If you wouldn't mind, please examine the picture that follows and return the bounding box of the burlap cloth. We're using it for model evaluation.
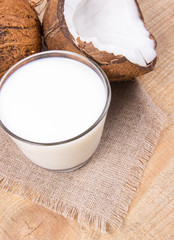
[0,0,171,233]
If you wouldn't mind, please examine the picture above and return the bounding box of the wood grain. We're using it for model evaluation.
[0,0,174,239]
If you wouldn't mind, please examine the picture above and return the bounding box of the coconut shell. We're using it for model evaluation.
[27,0,49,22]
[0,0,42,79]
[43,0,157,81]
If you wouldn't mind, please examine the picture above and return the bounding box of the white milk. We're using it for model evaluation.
[0,51,111,171]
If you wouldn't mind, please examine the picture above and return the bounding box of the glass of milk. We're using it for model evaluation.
[0,51,111,171]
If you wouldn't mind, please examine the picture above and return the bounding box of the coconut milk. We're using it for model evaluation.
[0,51,111,171]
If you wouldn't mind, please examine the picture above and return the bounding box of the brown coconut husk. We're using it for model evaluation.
[43,0,157,81]
[0,0,42,79]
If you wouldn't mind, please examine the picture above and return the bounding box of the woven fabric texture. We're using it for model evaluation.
[0,0,171,232]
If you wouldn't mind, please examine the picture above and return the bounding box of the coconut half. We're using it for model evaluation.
[43,0,157,81]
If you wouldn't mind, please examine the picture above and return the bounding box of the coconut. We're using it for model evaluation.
[0,0,42,79]
[43,0,157,81]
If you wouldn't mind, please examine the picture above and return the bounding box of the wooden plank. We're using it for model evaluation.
[0,68,173,240]
[0,0,174,239]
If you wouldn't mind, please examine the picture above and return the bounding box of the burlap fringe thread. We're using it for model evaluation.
[0,0,167,234]
[0,113,165,233]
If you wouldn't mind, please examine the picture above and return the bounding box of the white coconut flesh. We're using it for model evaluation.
[64,0,156,67]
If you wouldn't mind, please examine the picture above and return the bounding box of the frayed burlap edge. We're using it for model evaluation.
[0,108,166,233]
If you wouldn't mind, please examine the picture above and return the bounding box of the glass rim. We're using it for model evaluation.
[0,50,111,146]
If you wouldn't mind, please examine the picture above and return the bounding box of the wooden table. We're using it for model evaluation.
[0,0,174,239]
[1,76,174,240]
